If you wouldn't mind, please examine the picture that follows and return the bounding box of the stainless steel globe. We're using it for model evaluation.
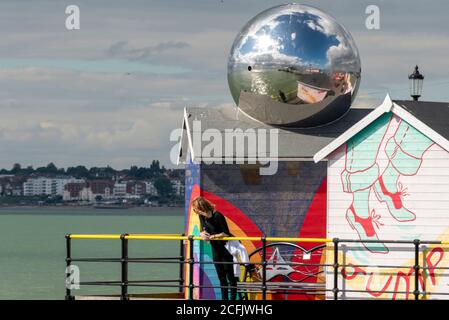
[227,4,361,127]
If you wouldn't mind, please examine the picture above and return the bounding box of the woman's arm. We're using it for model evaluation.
[198,215,210,240]
[210,232,228,240]
[200,231,211,240]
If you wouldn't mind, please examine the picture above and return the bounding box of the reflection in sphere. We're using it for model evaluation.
[227,4,361,127]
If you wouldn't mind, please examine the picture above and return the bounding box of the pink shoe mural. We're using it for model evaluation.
[373,174,415,222]
[345,204,388,254]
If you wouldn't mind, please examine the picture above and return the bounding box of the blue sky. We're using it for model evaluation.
[0,0,448,169]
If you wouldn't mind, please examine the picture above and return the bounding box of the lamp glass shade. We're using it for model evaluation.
[409,77,423,98]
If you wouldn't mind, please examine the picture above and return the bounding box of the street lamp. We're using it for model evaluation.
[408,65,424,101]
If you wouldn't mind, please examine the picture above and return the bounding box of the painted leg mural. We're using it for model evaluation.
[342,115,434,253]
[341,115,391,253]
[373,120,434,222]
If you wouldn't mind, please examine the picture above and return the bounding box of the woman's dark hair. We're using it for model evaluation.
[191,196,215,215]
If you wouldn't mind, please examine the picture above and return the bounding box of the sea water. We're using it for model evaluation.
[0,207,184,299]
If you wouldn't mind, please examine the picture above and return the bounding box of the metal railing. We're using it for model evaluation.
[65,233,187,300]
[65,234,449,300]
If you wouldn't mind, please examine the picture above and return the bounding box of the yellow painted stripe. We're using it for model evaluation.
[130,234,180,236]
[212,237,331,242]
[266,237,332,243]
[125,235,188,241]
[219,237,262,241]
[68,234,332,242]
[69,234,122,239]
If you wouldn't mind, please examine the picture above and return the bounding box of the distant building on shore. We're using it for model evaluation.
[62,181,87,201]
[62,179,167,202]
[171,179,184,196]
[23,177,83,196]
[0,175,25,196]
[144,181,158,196]
[113,182,127,198]
[83,180,115,202]
[1,171,184,204]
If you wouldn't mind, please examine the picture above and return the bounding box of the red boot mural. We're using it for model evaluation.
[341,114,433,253]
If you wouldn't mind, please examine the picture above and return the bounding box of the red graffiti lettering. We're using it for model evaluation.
[366,272,393,297]
[426,247,444,286]
[341,264,366,280]
[341,247,444,298]
[392,269,425,300]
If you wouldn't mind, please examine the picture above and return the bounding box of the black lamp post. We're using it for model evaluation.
[408,65,424,101]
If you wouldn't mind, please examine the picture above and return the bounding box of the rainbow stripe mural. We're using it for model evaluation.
[184,161,328,300]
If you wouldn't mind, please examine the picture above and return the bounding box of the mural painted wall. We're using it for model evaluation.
[184,161,201,299]
[326,112,449,299]
[185,161,328,300]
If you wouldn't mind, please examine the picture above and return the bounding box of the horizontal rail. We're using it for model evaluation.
[68,233,181,239]
[66,233,449,244]
[69,257,183,263]
[65,233,449,301]
[69,234,122,239]
[127,235,190,240]
[67,233,333,242]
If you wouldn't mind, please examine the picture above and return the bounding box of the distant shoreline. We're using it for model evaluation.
[0,205,184,216]
[0,204,183,209]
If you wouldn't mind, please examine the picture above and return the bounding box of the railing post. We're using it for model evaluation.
[333,238,339,300]
[65,234,74,300]
[179,233,185,294]
[121,234,129,300]
[261,235,267,301]
[414,239,420,300]
[188,235,194,300]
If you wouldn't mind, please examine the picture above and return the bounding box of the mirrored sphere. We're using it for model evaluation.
[227,4,361,127]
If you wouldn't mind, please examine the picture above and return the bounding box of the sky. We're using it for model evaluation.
[0,0,448,170]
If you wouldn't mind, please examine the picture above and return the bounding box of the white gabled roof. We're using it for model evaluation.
[313,94,449,163]
[177,108,194,165]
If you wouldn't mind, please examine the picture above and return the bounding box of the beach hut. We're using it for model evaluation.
[314,94,449,299]
[177,105,370,299]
